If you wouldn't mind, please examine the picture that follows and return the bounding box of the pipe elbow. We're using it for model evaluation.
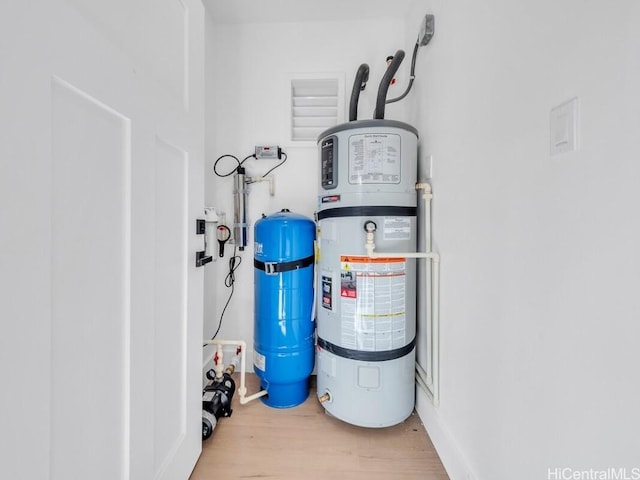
[415,182,432,194]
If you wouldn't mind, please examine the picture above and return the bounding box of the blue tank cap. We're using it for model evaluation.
[254,210,315,263]
[259,208,309,221]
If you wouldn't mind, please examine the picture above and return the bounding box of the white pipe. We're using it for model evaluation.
[225,351,241,375]
[431,258,440,406]
[203,339,268,405]
[415,359,432,387]
[420,184,433,386]
[311,244,317,324]
[213,344,225,379]
[361,182,441,406]
[247,176,275,196]
[204,207,219,259]
[420,184,440,406]
[364,248,440,260]
[415,369,430,395]
[239,389,269,404]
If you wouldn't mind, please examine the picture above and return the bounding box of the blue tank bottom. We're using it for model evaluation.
[258,379,309,408]
[254,345,314,409]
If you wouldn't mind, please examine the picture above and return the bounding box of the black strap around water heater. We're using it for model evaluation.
[317,337,416,362]
[254,254,315,275]
[316,205,417,221]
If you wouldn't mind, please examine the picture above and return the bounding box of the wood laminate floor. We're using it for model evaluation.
[190,374,449,480]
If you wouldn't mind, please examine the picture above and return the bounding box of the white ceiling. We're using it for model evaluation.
[204,0,416,24]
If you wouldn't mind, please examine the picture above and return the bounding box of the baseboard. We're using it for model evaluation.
[416,387,478,480]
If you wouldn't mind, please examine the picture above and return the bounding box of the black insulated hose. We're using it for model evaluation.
[386,42,419,104]
[374,49,405,119]
[349,63,370,122]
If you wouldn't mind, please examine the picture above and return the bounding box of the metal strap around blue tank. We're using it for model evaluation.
[316,205,416,221]
[317,337,415,362]
[254,254,314,275]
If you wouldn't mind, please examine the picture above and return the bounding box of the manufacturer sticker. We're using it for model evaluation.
[321,275,333,310]
[202,391,215,402]
[348,133,401,184]
[321,194,341,203]
[383,217,411,241]
[340,270,357,299]
[254,351,266,371]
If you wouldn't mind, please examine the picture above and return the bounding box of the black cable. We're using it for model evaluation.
[206,243,242,344]
[261,151,287,177]
[214,151,288,178]
[213,153,254,177]
[205,148,286,345]
[224,244,241,288]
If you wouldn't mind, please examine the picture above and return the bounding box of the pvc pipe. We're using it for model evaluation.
[415,360,432,387]
[361,182,440,406]
[310,240,319,325]
[204,207,219,259]
[419,183,440,406]
[203,339,268,405]
[431,258,440,406]
[247,176,275,196]
[239,389,268,405]
[225,349,242,375]
[213,344,225,379]
[415,369,430,394]
[364,247,439,260]
[415,370,438,407]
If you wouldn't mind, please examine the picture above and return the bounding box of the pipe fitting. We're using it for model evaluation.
[318,392,331,404]
[214,345,225,379]
[203,339,268,405]
[363,220,377,233]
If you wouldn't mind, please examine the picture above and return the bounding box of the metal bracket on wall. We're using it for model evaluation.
[195,219,212,267]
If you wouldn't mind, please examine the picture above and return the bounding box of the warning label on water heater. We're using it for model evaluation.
[339,256,406,352]
[348,133,401,184]
[321,274,333,310]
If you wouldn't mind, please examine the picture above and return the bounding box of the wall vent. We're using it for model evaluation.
[290,76,344,142]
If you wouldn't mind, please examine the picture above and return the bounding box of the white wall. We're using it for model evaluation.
[204,17,410,361]
[206,2,640,478]
[407,0,640,478]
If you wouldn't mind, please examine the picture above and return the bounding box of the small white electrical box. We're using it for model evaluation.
[255,145,281,160]
[550,97,579,156]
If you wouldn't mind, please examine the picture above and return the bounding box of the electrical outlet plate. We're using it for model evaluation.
[550,97,579,156]
[419,14,435,46]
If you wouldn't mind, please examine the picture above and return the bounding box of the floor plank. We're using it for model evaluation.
[190,374,449,480]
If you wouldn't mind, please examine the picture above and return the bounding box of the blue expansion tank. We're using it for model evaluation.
[253,209,316,408]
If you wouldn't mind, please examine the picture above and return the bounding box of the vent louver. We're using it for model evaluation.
[291,78,340,142]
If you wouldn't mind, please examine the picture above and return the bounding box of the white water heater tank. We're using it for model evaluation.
[316,119,418,428]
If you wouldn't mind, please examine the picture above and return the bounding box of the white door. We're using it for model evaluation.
[0,1,205,479]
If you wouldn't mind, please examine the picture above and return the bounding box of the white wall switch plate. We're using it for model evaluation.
[550,97,579,156]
